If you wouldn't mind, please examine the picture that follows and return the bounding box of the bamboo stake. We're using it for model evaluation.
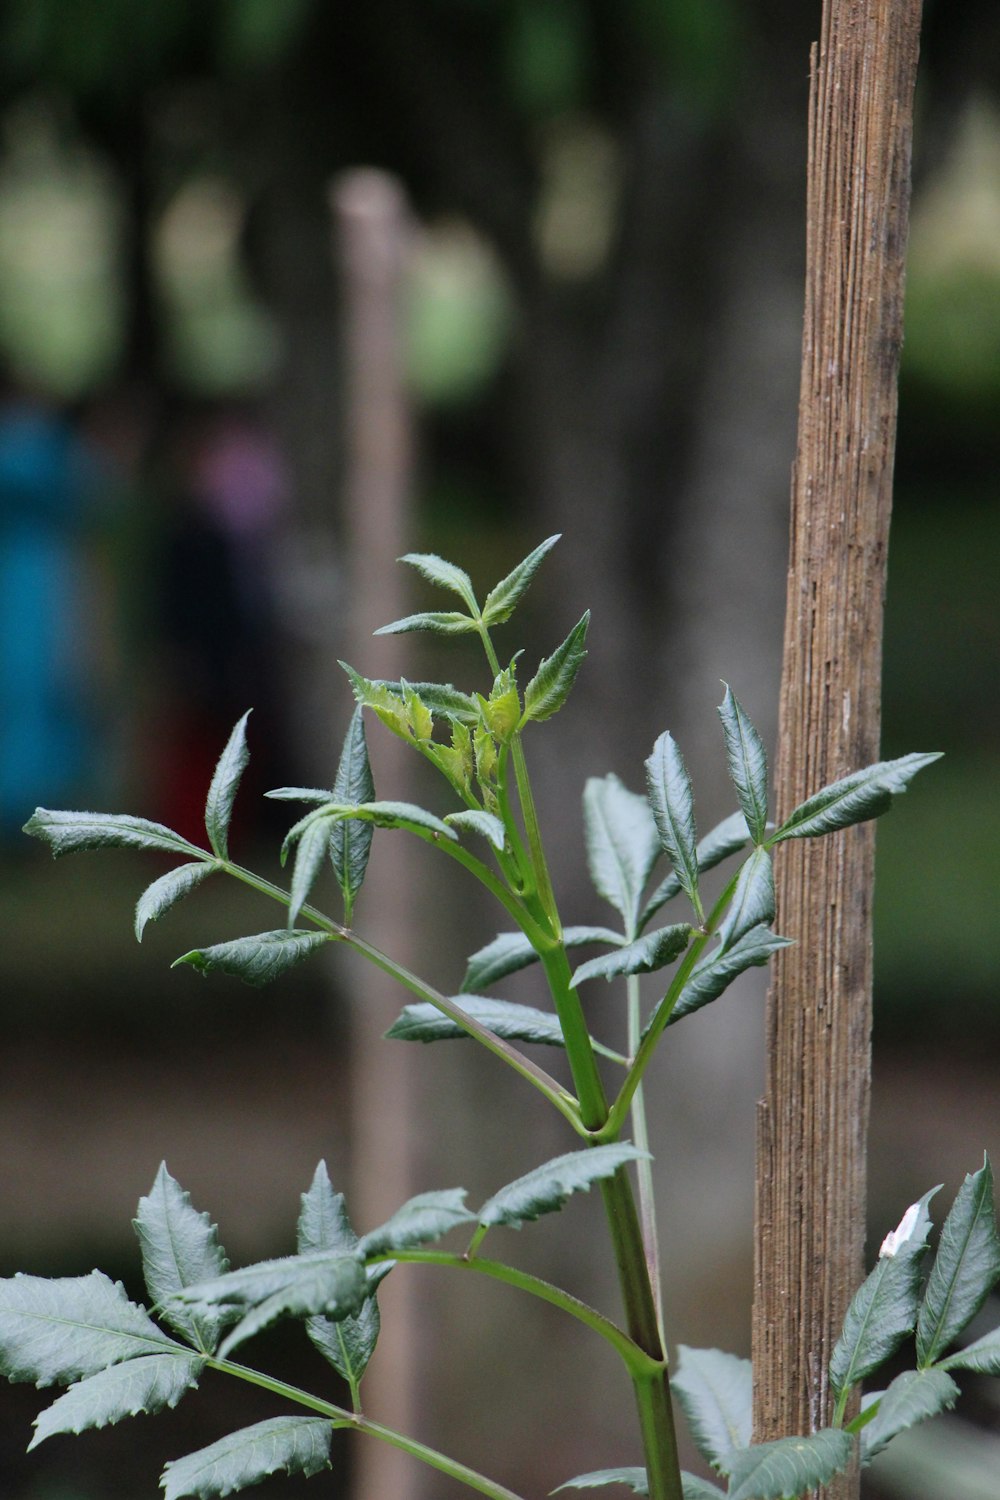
[751,5,922,1497]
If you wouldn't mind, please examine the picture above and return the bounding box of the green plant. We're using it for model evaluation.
[4,536,997,1500]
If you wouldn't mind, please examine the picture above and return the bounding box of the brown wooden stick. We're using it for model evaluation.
[751,4,922,1495]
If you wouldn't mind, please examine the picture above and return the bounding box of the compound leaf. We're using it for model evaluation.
[860,1368,959,1465]
[478,1144,648,1231]
[161,1415,332,1500]
[718,687,768,845]
[136,863,218,941]
[522,612,589,723]
[571,925,691,987]
[0,1271,177,1387]
[23,809,204,861]
[204,712,251,861]
[916,1156,1000,1366]
[673,1346,752,1470]
[644,733,701,919]
[173,930,330,988]
[770,752,942,844]
[134,1165,230,1353]
[583,775,661,935]
[297,1164,380,1388]
[481,535,560,626]
[724,1431,853,1499]
[30,1351,203,1450]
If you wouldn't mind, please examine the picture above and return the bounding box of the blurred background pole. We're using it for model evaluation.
[332,168,423,1500]
[752,3,923,1494]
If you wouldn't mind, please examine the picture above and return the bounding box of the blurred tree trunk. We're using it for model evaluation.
[752,7,923,1497]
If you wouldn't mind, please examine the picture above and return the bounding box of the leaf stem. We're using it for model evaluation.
[627,972,664,1343]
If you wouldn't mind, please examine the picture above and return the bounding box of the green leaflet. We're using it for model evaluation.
[663,925,792,1029]
[583,774,661,936]
[444,809,507,852]
[723,1431,853,1499]
[860,1368,959,1466]
[329,706,375,922]
[386,996,566,1047]
[718,687,768,846]
[133,1164,231,1353]
[522,612,590,722]
[916,1155,1000,1366]
[23,808,205,861]
[477,1145,648,1231]
[30,1351,204,1450]
[397,550,479,612]
[288,816,332,928]
[770,751,942,843]
[639,812,750,930]
[829,1188,938,1399]
[204,711,252,861]
[160,1415,333,1500]
[173,930,331,987]
[939,1325,1000,1375]
[0,1271,178,1387]
[461,925,623,992]
[373,610,477,636]
[554,1470,649,1494]
[644,732,702,921]
[481,534,560,626]
[673,1346,752,1470]
[715,849,774,952]
[297,1164,380,1390]
[359,1190,476,1258]
[570,925,691,987]
[135,862,218,942]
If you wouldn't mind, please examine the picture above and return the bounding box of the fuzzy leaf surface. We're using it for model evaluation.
[373,610,476,636]
[136,863,218,941]
[664,926,792,1029]
[174,930,330,987]
[829,1189,938,1398]
[30,1351,203,1449]
[461,926,622,992]
[644,733,701,917]
[0,1271,178,1387]
[940,1325,1000,1375]
[770,752,942,843]
[482,535,559,625]
[171,1252,365,1321]
[161,1416,332,1500]
[583,774,661,935]
[444,810,506,851]
[718,687,768,845]
[359,1190,475,1257]
[916,1156,1000,1366]
[724,1431,853,1499]
[23,809,205,861]
[204,712,251,860]
[297,1164,380,1387]
[673,1346,752,1469]
[640,812,750,928]
[329,799,458,841]
[329,706,375,918]
[522,612,589,722]
[860,1368,959,1465]
[363,679,479,723]
[554,1470,649,1494]
[287,817,331,929]
[478,1144,648,1231]
[397,550,478,609]
[134,1165,230,1352]
[716,849,775,952]
[571,925,691,987]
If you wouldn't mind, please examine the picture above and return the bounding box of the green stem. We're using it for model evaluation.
[208,1357,527,1500]
[627,972,664,1344]
[369,1249,663,1379]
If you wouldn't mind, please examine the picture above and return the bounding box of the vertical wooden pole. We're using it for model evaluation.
[332,168,422,1500]
[751,4,922,1495]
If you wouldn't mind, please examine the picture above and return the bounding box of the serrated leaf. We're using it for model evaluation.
[724,1430,853,1499]
[134,1164,230,1353]
[328,799,458,841]
[571,925,691,987]
[295,1163,381,1387]
[397,550,479,610]
[23,809,204,861]
[369,679,480,722]
[173,930,330,987]
[715,849,775,952]
[664,925,792,1029]
[30,1351,203,1449]
[639,812,751,929]
[478,1145,648,1231]
[583,775,661,935]
[554,1470,649,1494]
[829,1189,938,1398]
[718,687,768,845]
[160,1416,332,1500]
[481,535,560,625]
[359,1190,475,1257]
[298,1163,358,1258]
[673,1346,752,1469]
[522,612,589,723]
[770,752,942,844]
[0,1271,178,1387]
[860,1368,959,1465]
[444,810,507,852]
[680,1476,726,1499]
[939,1324,1000,1374]
[286,816,332,929]
[374,611,477,636]
[204,712,252,861]
[644,733,702,920]
[461,925,623,992]
[135,863,218,941]
[916,1156,1000,1366]
[329,706,375,921]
